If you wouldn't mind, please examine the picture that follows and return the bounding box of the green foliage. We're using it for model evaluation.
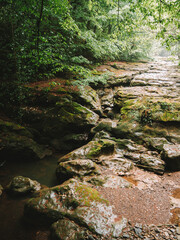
[0,0,179,85]
[73,72,114,87]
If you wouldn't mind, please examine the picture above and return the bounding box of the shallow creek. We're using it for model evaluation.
[0,155,62,240]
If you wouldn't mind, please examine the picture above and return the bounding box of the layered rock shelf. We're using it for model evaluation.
[0,57,180,240]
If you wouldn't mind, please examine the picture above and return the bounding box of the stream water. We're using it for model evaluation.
[0,155,63,240]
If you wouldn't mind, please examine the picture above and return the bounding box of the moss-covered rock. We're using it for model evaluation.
[56,159,100,180]
[144,137,169,152]
[51,218,94,240]
[0,133,52,160]
[114,87,180,123]
[22,98,99,139]
[0,119,52,160]
[72,85,102,115]
[0,119,33,138]
[24,179,127,237]
[6,176,41,195]
[58,139,116,163]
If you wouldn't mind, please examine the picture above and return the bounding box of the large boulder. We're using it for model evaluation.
[58,139,116,163]
[56,139,117,180]
[161,144,180,170]
[138,154,165,174]
[100,155,133,175]
[56,159,100,180]
[22,98,99,138]
[24,179,127,238]
[7,176,41,195]
[144,137,169,152]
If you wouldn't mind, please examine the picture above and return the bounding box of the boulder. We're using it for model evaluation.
[0,119,52,160]
[91,119,117,135]
[22,98,99,138]
[50,133,89,151]
[51,218,93,240]
[7,176,41,195]
[139,154,165,174]
[72,85,102,115]
[58,139,116,163]
[56,159,100,180]
[0,134,52,160]
[24,179,127,238]
[144,137,169,151]
[161,144,180,170]
[85,175,132,189]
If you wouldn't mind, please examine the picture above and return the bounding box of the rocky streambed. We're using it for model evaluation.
[0,57,180,240]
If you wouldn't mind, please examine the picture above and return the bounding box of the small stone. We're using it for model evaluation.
[155,227,160,233]
[164,231,169,239]
[123,233,130,238]
[134,227,142,236]
[177,227,180,235]
[135,223,142,229]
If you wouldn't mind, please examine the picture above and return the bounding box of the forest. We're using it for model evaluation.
[0,0,179,83]
[0,1,180,240]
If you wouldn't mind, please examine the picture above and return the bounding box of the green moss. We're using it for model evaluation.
[87,140,115,159]
[75,184,109,207]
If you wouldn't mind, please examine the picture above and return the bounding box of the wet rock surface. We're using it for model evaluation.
[0,57,180,240]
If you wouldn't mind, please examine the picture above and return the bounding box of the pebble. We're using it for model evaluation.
[134,227,142,236]
[117,223,179,240]
[122,234,130,238]
[164,231,169,238]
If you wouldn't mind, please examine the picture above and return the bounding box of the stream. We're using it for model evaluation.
[0,155,63,240]
[0,56,179,240]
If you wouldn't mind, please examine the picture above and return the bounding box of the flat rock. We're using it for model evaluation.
[138,154,165,174]
[100,155,134,175]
